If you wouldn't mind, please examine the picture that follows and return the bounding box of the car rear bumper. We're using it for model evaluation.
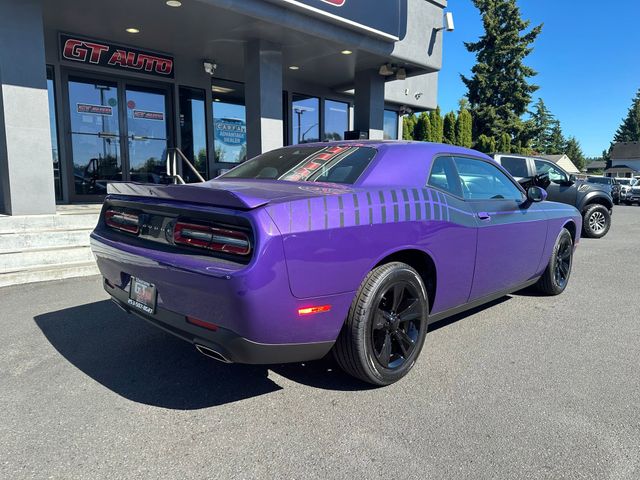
[106,279,334,364]
[91,233,353,363]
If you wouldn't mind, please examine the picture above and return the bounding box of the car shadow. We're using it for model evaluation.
[33,300,370,410]
[34,295,518,409]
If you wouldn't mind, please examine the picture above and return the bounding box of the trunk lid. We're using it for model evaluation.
[107,179,355,210]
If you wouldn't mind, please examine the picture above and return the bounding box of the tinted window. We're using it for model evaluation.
[428,156,463,197]
[500,156,529,178]
[535,160,568,183]
[454,157,524,201]
[220,146,376,184]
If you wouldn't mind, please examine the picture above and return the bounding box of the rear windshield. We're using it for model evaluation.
[219,146,377,185]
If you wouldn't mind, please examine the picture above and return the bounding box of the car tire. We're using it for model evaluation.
[333,262,429,386]
[536,228,574,296]
[582,204,611,238]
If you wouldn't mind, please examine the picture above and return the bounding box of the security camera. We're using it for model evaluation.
[444,12,455,32]
[395,68,407,81]
[378,64,395,76]
[203,61,217,76]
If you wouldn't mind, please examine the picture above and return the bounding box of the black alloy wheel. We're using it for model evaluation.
[370,282,424,370]
[333,262,429,386]
[536,228,574,295]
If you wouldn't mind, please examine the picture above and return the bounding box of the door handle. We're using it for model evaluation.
[477,211,491,221]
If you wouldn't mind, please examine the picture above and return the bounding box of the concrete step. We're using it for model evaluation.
[0,212,99,234]
[0,245,95,272]
[0,261,100,288]
[0,229,92,252]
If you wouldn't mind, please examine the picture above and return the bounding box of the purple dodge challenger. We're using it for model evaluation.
[91,141,581,385]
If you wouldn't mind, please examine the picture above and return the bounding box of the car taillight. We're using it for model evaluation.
[173,222,251,256]
[105,209,140,234]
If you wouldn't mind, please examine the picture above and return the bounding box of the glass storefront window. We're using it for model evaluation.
[292,94,320,144]
[68,77,122,195]
[46,66,62,200]
[179,87,208,180]
[126,85,170,184]
[212,80,247,165]
[383,110,399,140]
[324,99,349,141]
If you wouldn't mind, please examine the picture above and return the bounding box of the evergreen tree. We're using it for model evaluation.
[548,121,566,154]
[443,111,457,144]
[564,136,585,171]
[476,134,497,154]
[456,106,473,148]
[413,112,431,142]
[462,0,542,142]
[497,132,512,153]
[529,98,555,153]
[402,114,417,140]
[429,107,444,143]
[613,89,640,143]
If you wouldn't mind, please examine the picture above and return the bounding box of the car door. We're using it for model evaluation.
[534,159,577,206]
[453,156,548,301]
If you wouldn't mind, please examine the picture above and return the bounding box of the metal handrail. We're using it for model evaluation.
[166,148,205,184]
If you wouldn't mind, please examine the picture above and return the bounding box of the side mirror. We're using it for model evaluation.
[527,186,547,203]
[569,174,577,182]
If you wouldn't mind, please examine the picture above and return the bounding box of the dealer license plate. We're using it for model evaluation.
[128,277,157,315]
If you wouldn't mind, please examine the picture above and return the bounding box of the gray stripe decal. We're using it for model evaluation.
[308,199,312,231]
[367,192,373,224]
[378,191,387,223]
[402,189,410,221]
[323,197,328,230]
[338,196,345,227]
[353,194,360,226]
[391,190,399,222]
[412,189,421,221]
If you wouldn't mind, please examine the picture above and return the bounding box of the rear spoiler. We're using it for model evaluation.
[106,182,270,210]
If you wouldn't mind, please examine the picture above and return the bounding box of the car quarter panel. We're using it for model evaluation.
[266,187,478,315]
[535,202,582,275]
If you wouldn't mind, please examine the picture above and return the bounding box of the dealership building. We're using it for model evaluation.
[0,0,448,216]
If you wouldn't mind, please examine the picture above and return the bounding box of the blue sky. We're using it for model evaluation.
[438,0,640,157]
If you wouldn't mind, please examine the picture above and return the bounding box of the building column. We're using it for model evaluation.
[354,69,385,140]
[0,0,55,215]
[244,40,283,159]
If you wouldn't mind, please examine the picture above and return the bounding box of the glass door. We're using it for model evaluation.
[125,85,171,184]
[68,77,122,196]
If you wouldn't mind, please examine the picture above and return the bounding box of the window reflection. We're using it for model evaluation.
[292,94,319,144]
[324,99,349,141]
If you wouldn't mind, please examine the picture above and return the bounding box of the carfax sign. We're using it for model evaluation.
[267,0,406,40]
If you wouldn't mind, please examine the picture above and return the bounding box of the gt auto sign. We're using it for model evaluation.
[60,34,174,78]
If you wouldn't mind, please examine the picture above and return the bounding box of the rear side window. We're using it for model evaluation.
[428,156,463,197]
[454,157,524,201]
[500,156,529,178]
[220,146,376,185]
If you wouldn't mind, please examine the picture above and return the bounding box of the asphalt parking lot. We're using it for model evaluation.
[1,206,639,480]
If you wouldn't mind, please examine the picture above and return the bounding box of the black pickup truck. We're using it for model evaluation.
[494,154,614,238]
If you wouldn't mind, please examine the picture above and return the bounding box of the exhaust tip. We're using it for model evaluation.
[195,344,232,363]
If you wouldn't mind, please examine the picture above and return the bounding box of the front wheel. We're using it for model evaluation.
[333,262,429,386]
[582,204,611,238]
[536,228,574,295]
